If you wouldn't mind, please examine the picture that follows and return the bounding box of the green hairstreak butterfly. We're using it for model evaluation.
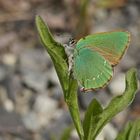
[66,31,130,92]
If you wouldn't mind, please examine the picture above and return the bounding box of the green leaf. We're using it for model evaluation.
[35,15,69,95]
[115,119,140,140]
[91,68,138,139]
[83,99,103,140]
[35,16,84,140]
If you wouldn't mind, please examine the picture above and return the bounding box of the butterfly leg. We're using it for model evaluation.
[68,54,74,76]
[80,87,90,92]
[80,87,86,92]
[80,87,95,92]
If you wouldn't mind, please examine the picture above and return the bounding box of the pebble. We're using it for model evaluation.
[15,88,33,115]
[3,99,14,112]
[0,108,25,134]
[43,110,72,139]
[22,111,41,131]
[22,71,48,92]
[119,54,137,71]
[47,67,60,87]
[0,32,16,49]
[79,90,112,109]
[96,123,117,140]
[19,48,51,92]
[109,73,126,96]
[0,65,7,81]
[33,94,58,127]
[2,53,17,67]
[113,110,128,130]
[0,1,140,140]
[0,86,14,112]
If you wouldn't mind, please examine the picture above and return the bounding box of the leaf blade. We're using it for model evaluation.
[83,99,103,140]
[35,15,68,95]
[115,119,140,140]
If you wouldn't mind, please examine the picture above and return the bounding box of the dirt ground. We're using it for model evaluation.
[0,0,140,140]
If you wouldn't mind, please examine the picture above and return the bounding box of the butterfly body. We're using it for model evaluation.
[69,31,130,92]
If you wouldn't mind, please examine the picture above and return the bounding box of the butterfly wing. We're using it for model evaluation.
[73,48,113,90]
[76,31,130,66]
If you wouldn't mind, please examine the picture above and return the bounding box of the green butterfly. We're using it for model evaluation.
[69,31,130,92]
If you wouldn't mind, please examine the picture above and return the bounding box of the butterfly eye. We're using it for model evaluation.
[69,38,76,44]
[69,38,76,46]
[70,39,75,44]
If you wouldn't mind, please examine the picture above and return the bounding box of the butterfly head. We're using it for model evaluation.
[64,38,77,56]
[68,38,76,48]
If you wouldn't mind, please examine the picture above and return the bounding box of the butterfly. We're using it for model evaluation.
[67,31,130,92]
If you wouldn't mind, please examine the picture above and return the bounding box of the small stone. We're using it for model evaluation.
[79,90,111,109]
[43,110,72,139]
[14,88,33,115]
[94,9,108,21]
[2,53,17,66]
[19,48,51,92]
[0,65,7,81]
[96,123,117,140]
[0,86,14,112]
[119,54,136,70]
[0,32,16,49]
[113,110,128,130]
[109,73,125,95]
[22,111,41,131]
[33,94,58,127]
[0,108,25,134]
[126,4,139,22]
[3,99,14,112]
[22,71,48,92]
[47,67,60,86]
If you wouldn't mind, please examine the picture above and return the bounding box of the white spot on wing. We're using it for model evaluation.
[104,60,107,65]
[93,77,95,80]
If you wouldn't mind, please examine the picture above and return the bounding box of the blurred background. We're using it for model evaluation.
[0,0,140,140]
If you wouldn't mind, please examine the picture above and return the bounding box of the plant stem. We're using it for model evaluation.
[36,15,84,139]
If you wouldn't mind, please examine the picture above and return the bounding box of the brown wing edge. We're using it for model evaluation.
[80,67,114,92]
[82,31,131,66]
[111,31,131,66]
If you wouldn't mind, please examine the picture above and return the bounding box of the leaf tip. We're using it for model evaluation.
[35,15,41,20]
[126,68,138,91]
[35,15,42,27]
